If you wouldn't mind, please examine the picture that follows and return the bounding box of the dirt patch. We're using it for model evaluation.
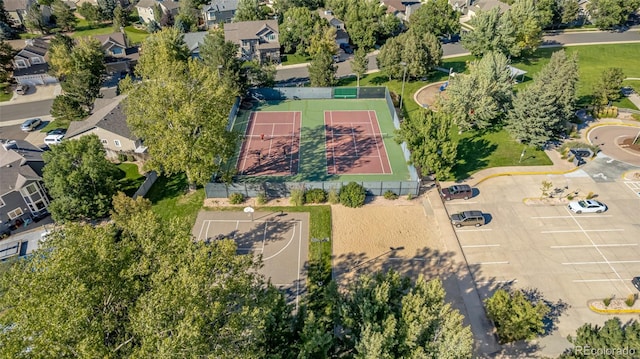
[331,196,451,287]
[414,81,448,111]
[620,137,640,153]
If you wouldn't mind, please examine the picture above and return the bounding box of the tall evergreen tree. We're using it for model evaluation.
[443,51,513,131]
[234,0,263,21]
[592,67,625,106]
[376,36,404,80]
[560,318,640,358]
[24,3,45,33]
[0,39,13,83]
[97,0,117,20]
[199,28,244,95]
[112,3,128,30]
[307,26,337,87]
[51,0,76,31]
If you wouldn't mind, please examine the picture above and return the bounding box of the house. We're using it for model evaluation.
[224,20,280,64]
[467,0,511,17]
[135,0,181,24]
[91,32,140,74]
[12,38,58,86]
[0,140,50,235]
[318,9,350,46]
[202,0,238,29]
[381,0,422,22]
[65,96,147,160]
[4,0,32,26]
[183,31,208,58]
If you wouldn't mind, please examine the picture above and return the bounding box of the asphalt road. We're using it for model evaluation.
[0,99,54,122]
[275,29,640,83]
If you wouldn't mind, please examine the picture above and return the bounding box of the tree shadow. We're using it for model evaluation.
[521,287,571,337]
[452,137,497,181]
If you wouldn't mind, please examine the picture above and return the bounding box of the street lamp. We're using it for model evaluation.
[399,62,408,114]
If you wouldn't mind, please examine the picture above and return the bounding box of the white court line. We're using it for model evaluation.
[563,260,640,265]
[448,201,479,205]
[456,228,493,232]
[531,215,612,219]
[350,125,359,156]
[267,123,275,157]
[367,111,386,174]
[551,244,638,249]
[289,115,295,174]
[239,112,256,174]
[261,222,267,253]
[369,110,392,174]
[462,244,501,248]
[542,229,624,233]
[473,261,509,265]
[296,220,302,311]
[262,223,298,261]
[573,278,630,283]
[330,112,337,173]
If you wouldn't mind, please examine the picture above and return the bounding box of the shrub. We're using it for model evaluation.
[305,188,327,204]
[327,188,339,204]
[625,294,636,307]
[586,191,595,199]
[127,154,136,162]
[256,191,268,205]
[117,153,127,162]
[567,194,574,200]
[290,188,305,206]
[407,193,414,200]
[603,296,612,307]
[229,192,245,205]
[339,182,366,208]
[383,190,398,200]
[559,141,599,157]
[485,289,549,344]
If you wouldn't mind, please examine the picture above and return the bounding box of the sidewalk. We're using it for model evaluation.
[0,84,60,106]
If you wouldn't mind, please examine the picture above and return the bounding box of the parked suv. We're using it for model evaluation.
[450,210,485,227]
[440,184,473,201]
[15,84,29,95]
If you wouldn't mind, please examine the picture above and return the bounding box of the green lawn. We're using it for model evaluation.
[280,53,312,66]
[116,163,146,197]
[145,173,205,225]
[39,120,69,133]
[124,26,150,45]
[71,19,149,44]
[0,84,12,102]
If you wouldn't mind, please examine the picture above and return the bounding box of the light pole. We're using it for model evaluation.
[519,146,526,163]
[633,129,640,145]
[399,62,408,114]
[217,65,223,79]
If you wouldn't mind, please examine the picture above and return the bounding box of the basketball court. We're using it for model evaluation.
[236,111,302,176]
[324,110,392,175]
[192,210,309,309]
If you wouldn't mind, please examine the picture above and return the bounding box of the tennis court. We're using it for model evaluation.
[236,111,301,176]
[324,110,392,175]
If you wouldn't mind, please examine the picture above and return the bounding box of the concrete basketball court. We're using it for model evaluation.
[192,210,309,309]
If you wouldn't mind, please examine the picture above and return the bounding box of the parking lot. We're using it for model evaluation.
[445,171,640,355]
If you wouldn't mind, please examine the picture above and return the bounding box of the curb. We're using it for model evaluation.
[472,167,580,187]
[585,122,640,142]
[588,302,640,314]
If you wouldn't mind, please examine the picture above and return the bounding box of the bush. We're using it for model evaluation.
[603,296,612,307]
[127,154,136,162]
[407,193,414,200]
[485,289,549,344]
[567,194,575,200]
[327,188,339,204]
[596,106,618,118]
[229,192,245,205]
[117,153,127,162]
[586,191,595,199]
[625,294,636,307]
[290,188,305,206]
[256,191,268,205]
[305,188,327,204]
[339,182,366,208]
[383,190,398,200]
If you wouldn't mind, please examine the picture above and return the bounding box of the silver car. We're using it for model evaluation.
[568,199,607,214]
[20,118,42,132]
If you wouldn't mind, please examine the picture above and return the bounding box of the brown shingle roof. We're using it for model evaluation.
[224,19,278,43]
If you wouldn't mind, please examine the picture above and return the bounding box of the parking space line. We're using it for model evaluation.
[542,229,624,233]
[562,260,640,265]
[477,280,517,284]
[531,215,612,219]
[573,279,630,283]
[388,257,426,261]
[462,244,500,248]
[551,244,638,249]
[447,201,479,204]
[624,182,640,198]
[456,228,493,232]
[473,261,509,265]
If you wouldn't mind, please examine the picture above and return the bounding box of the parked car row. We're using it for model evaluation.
[440,184,488,227]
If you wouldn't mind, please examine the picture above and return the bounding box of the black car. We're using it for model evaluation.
[340,43,353,54]
[632,277,640,291]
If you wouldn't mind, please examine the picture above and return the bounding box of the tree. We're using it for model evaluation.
[123,28,237,187]
[0,194,293,357]
[442,51,513,131]
[97,0,117,20]
[534,0,556,28]
[409,0,460,38]
[175,0,197,32]
[376,36,404,80]
[245,60,276,88]
[77,2,101,27]
[397,109,457,180]
[0,39,13,83]
[199,29,244,94]
[593,67,625,106]
[485,288,549,343]
[112,3,128,30]
[508,0,543,57]
[327,0,398,50]
[146,19,160,33]
[377,29,442,80]
[47,33,74,79]
[560,318,640,358]
[65,37,105,109]
[159,11,174,27]
[41,135,120,222]
[338,271,473,357]
[50,94,86,121]
[235,0,263,21]
[588,0,640,29]
[24,3,45,33]
[280,6,321,54]
[50,0,76,31]
[307,26,337,87]
[350,48,368,87]
[558,0,580,25]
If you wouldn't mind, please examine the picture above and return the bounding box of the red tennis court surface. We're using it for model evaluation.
[237,111,301,176]
[324,110,392,175]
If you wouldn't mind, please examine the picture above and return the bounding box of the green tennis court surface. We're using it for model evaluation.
[228,99,411,183]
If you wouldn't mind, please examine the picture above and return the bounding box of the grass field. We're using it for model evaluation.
[280,53,312,66]
[0,84,11,102]
[145,173,205,225]
[72,19,149,44]
[116,163,145,197]
[230,98,411,182]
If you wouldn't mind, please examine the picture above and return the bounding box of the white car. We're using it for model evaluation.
[44,133,64,146]
[568,200,607,214]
